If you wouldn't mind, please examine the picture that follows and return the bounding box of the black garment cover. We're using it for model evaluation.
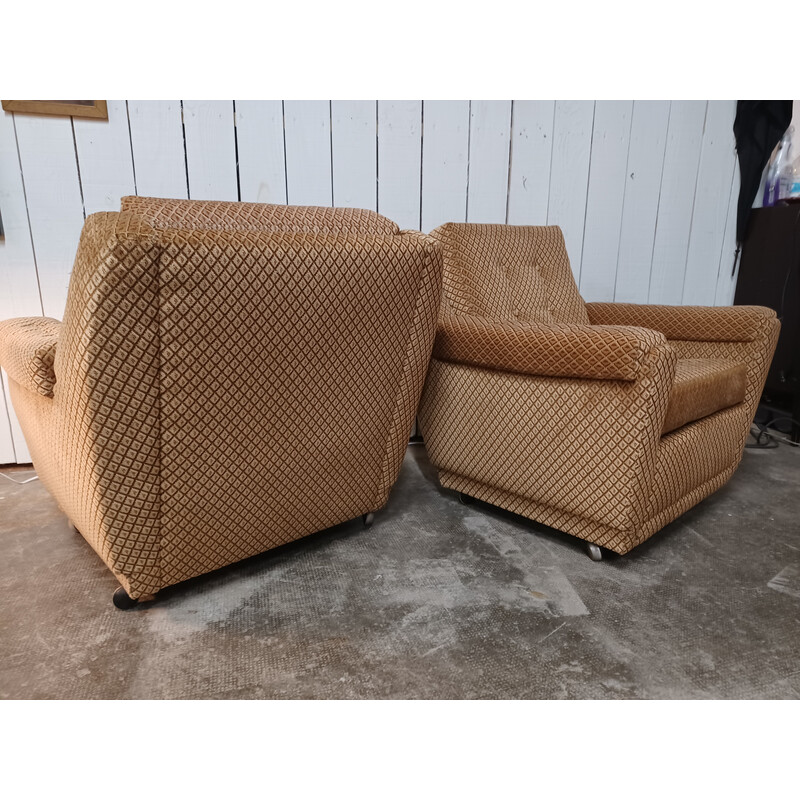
[734,100,793,245]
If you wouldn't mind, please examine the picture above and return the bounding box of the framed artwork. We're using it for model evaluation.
[1,100,108,120]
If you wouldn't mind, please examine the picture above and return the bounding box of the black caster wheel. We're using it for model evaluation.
[112,587,139,610]
[586,543,603,562]
[363,512,375,528]
[458,492,474,506]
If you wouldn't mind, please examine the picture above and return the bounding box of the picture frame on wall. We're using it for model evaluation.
[1,100,108,119]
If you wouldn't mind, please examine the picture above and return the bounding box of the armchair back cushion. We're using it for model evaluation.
[10,210,441,598]
[121,195,400,236]
[429,223,589,325]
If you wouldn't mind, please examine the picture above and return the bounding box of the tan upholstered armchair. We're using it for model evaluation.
[0,198,442,607]
[417,223,779,559]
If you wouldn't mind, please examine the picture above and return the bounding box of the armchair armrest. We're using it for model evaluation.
[585,302,777,343]
[433,313,668,381]
[0,317,61,397]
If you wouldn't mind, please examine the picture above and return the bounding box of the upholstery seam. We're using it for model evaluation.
[374,238,436,506]
[154,232,165,595]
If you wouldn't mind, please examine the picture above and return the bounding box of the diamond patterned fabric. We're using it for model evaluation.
[0,317,61,397]
[9,212,163,596]
[433,313,666,381]
[0,207,441,597]
[121,195,399,236]
[156,226,441,585]
[429,223,589,325]
[586,302,777,343]
[418,223,780,554]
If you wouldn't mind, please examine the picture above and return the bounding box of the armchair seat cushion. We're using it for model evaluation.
[663,358,746,435]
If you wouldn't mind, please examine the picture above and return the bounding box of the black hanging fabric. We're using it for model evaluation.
[733,100,794,246]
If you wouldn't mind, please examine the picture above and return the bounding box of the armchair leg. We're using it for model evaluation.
[112,587,138,609]
[363,512,375,528]
[112,587,157,610]
[586,542,603,562]
[458,492,474,506]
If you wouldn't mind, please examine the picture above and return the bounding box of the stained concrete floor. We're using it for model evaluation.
[1,442,799,699]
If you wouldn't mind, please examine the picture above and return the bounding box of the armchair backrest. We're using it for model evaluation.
[429,223,589,326]
[53,210,441,594]
[121,196,400,236]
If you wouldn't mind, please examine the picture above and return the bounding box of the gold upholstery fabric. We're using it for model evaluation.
[429,223,589,324]
[418,223,780,554]
[0,204,441,598]
[0,317,61,397]
[433,313,666,381]
[586,302,777,342]
[662,359,746,434]
[121,195,400,236]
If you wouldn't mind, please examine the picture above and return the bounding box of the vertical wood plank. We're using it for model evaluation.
[421,100,470,233]
[714,160,741,306]
[1,368,30,463]
[183,100,238,201]
[506,100,555,225]
[0,372,15,464]
[377,100,422,230]
[127,100,188,199]
[648,101,707,304]
[284,101,333,207]
[13,113,84,319]
[0,112,42,319]
[73,100,136,214]
[579,100,633,301]
[614,100,671,303]
[467,100,512,224]
[547,101,595,276]
[682,101,738,306]
[236,100,287,204]
[0,110,42,463]
[332,100,377,211]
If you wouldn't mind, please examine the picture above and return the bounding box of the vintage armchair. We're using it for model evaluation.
[417,223,780,559]
[0,198,442,607]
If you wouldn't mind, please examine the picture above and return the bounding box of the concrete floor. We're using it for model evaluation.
[1,442,798,699]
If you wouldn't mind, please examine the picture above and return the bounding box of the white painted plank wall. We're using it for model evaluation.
[579,100,633,300]
[377,101,421,230]
[73,100,136,214]
[648,101,707,304]
[0,98,742,463]
[467,101,512,224]
[0,110,41,463]
[284,101,332,207]
[614,100,670,303]
[2,371,31,463]
[421,101,470,232]
[332,101,377,211]
[507,101,555,225]
[127,101,188,200]
[0,372,14,463]
[0,113,41,320]
[183,100,238,201]
[13,114,84,319]
[715,163,742,306]
[235,100,287,204]
[683,101,738,306]
[547,101,595,279]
